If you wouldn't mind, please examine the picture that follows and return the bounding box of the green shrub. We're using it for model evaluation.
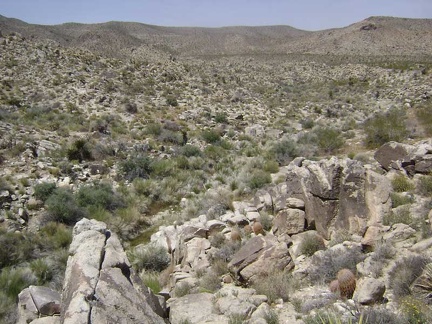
[298,233,325,257]
[128,243,170,272]
[419,175,432,196]
[180,145,202,157]
[363,108,408,148]
[34,182,58,202]
[199,272,221,292]
[249,170,271,189]
[174,281,192,297]
[270,139,298,165]
[392,175,415,193]
[202,129,221,144]
[383,206,413,226]
[251,270,295,303]
[264,310,279,324]
[215,112,228,124]
[40,222,72,249]
[146,123,162,136]
[45,187,86,224]
[0,231,37,268]
[30,259,53,285]
[67,138,92,162]
[391,192,414,208]
[228,313,248,324]
[263,160,279,173]
[400,296,432,323]
[416,104,432,136]
[118,155,153,181]
[76,182,124,211]
[0,267,35,299]
[313,127,344,154]
[166,96,178,107]
[140,271,162,294]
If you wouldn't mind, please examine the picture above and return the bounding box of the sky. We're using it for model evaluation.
[1,0,432,31]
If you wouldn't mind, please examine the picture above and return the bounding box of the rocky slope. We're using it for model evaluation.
[1,14,432,324]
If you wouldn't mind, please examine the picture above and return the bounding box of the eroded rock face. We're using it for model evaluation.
[282,157,391,239]
[61,218,165,324]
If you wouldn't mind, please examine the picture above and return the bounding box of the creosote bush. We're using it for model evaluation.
[67,138,93,162]
[392,174,415,193]
[118,155,153,181]
[45,187,86,224]
[298,233,325,257]
[33,182,57,202]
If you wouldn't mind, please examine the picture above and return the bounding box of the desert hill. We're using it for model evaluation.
[1,15,431,59]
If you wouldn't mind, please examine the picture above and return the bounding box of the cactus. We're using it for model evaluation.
[252,221,264,235]
[329,279,339,293]
[243,224,252,235]
[230,228,241,241]
[337,268,356,299]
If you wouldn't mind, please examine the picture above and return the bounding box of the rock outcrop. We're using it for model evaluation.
[61,218,166,324]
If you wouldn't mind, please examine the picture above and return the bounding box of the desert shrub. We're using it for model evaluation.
[228,313,248,324]
[263,160,279,173]
[128,243,170,272]
[270,139,298,165]
[30,259,53,285]
[418,175,432,196]
[166,95,178,107]
[313,127,344,154]
[309,247,365,284]
[33,182,57,202]
[67,138,92,162]
[0,267,35,300]
[363,108,407,148]
[214,112,228,124]
[40,222,72,249]
[0,231,37,268]
[151,159,177,178]
[180,145,202,157]
[199,272,221,292]
[202,129,221,144]
[371,241,395,262]
[389,255,429,299]
[145,123,162,136]
[118,155,153,181]
[298,233,325,257]
[258,213,273,232]
[124,101,138,114]
[415,104,432,136]
[174,281,192,297]
[45,187,86,224]
[140,271,162,294]
[212,240,242,263]
[264,310,279,324]
[392,175,415,193]
[360,307,406,324]
[399,296,432,324]
[249,170,271,189]
[209,232,226,248]
[383,206,413,226]
[391,192,414,208]
[77,182,124,211]
[301,118,315,129]
[159,129,184,145]
[251,270,295,303]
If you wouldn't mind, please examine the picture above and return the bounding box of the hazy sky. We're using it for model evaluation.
[2,0,432,31]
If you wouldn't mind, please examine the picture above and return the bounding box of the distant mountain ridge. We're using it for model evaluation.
[0,14,431,59]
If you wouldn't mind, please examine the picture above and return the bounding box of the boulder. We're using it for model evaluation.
[272,208,305,235]
[228,235,293,283]
[61,218,165,324]
[17,286,60,323]
[168,293,225,324]
[354,278,386,305]
[374,142,415,171]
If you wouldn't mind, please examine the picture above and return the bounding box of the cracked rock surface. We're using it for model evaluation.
[61,218,165,324]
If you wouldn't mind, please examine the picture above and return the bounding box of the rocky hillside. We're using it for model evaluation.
[1,14,432,324]
[1,15,432,59]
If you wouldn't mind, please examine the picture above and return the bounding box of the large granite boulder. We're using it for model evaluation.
[17,286,61,324]
[61,218,166,324]
[228,235,293,283]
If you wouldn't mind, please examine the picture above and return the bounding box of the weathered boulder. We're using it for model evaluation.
[354,278,386,305]
[272,208,305,235]
[168,293,228,324]
[228,235,293,283]
[17,286,61,324]
[374,142,415,171]
[61,218,165,324]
